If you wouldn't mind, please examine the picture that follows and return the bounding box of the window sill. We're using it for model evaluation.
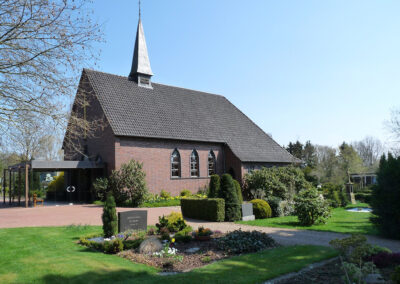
[170,177,210,180]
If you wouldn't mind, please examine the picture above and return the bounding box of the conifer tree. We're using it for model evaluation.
[102,193,118,237]
[208,174,220,198]
[219,174,241,221]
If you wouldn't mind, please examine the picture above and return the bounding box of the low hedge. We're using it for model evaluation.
[355,192,372,204]
[181,198,225,222]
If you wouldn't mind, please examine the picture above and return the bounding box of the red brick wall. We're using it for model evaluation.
[115,137,224,195]
[63,72,115,173]
[224,146,243,184]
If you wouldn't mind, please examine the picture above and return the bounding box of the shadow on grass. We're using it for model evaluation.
[41,270,158,284]
[39,246,337,284]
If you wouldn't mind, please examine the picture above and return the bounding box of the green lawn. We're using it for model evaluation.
[237,207,378,235]
[0,226,337,284]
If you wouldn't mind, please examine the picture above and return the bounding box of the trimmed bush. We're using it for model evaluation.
[371,154,400,239]
[219,174,241,221]
[181,198,225,222]
[208,175,220,198]
[250,199,272,219]
[355,192,372,204]
[234,180,243,204]
[294,188,331,226]
[102,193,117,238]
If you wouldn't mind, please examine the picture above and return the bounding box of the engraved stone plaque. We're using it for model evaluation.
[118,210,147,232]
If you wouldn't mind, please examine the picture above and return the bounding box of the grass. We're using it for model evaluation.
[0,226,337,284]
[345,202,371,209]
[237,207,378,235]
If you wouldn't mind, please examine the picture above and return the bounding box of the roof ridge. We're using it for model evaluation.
[83,68,225,99]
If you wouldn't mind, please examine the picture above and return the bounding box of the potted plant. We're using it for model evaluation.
[193,226,213,241]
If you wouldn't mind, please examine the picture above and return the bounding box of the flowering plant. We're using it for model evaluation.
[193,226,213,237]
[153,240,179,258]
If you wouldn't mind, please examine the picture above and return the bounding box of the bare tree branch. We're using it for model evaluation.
[0,0,104,157]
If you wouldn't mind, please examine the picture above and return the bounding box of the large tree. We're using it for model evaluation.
[312,145,342,184]
[388,107,400,154]
[3,114,61,161]
[352,136,383,170]
[0,0,103,153]
[338,142,365,182]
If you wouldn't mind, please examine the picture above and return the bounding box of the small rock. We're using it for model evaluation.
[139,237,163,254]
[185,247,200,254]
[365,273,385,284]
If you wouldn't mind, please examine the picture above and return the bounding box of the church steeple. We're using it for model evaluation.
[128,5,153,88]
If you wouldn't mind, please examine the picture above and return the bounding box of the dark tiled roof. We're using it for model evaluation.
[84,69,298,163]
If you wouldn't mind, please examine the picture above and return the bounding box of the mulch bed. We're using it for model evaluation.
[119,236,230,272]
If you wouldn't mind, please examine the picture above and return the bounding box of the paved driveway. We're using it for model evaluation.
[1,205,399,252]
[0,204,180,228]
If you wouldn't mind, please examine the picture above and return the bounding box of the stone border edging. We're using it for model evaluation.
[263,256,339,284]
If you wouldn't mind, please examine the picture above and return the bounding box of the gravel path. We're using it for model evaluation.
[186,219,400,252]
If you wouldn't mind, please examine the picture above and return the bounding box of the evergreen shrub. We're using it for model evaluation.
[208,174,220,198]
[371,154,400,239]
[181,198,225,222]
[250,199,272,219]
[233,180,243,204]
[219,174,241,221]
[102,193,118,238]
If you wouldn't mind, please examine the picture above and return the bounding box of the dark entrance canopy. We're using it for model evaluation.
[2,160,105,208]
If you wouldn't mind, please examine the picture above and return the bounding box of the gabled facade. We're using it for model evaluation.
[63,18,299,195]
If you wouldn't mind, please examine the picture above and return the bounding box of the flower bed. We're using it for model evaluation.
[79,212,278,272]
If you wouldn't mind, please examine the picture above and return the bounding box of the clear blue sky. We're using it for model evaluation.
[88,0,400,148]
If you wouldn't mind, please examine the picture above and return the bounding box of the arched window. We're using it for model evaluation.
[208,150,216,176]
[190,150,199,177]
[171,149,181,178]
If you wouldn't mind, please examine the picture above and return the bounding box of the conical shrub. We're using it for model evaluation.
[208,174,220,198]
[102,193,118,237]
[219,174,241,221]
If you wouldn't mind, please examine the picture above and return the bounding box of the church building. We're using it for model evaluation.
[63,18,298,196]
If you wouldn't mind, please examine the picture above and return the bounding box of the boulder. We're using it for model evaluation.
[139,236,163,254]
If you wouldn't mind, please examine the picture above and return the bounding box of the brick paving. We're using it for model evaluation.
[1,205,399,252]
[0,204,180,228]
